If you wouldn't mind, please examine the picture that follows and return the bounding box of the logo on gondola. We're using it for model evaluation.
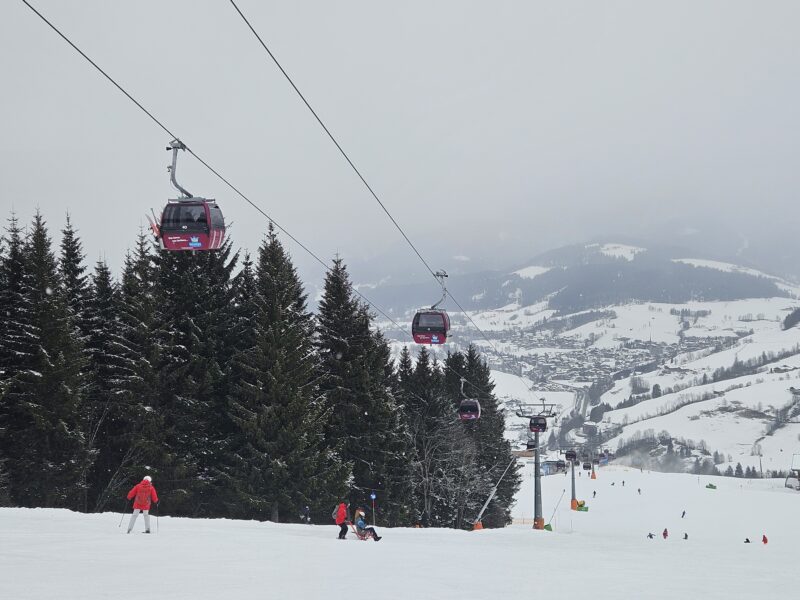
[431,335,439,343]
[189,236,202,248]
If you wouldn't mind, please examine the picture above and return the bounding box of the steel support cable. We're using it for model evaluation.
[228,0,440,282]
[228,0,538,399]
[19,0,490,399]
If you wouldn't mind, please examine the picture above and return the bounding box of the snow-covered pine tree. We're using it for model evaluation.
[149,240,238,516]
[1,213,92,508]
[59,216,99,510]
[316,258,414,525]
[0,458,10,506]
[59,215,92,341]
[398,346,459,526]
[0,214,32,398]
[112,233,162,494]
[226,225,348,522]
[84,259,139,511]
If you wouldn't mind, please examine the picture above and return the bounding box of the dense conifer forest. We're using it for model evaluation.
[0,212,519,528]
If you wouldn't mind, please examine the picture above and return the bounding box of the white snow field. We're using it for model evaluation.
[1,465,796,600]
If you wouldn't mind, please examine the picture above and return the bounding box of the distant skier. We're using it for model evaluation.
[354,507,381,541]
[126,475,158,534]
[762,534,768,545]
[647,532,655,539]
[622,480,625,487]
[681,510,686,519]
[300,505,311,524]
[593,491,596,498]
[611,482,615,486]
[683,533,688,540]
[662,528,668,540]
[637,488,641,495]
[333,501,350,540]
[744,538,751,543]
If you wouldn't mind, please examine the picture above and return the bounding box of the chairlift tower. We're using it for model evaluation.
[563,449,578,509]
[517,398,557,530]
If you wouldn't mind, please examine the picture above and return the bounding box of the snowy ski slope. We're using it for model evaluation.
[1,465,796,600]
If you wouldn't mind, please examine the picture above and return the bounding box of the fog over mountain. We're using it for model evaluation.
[2,0,798,288]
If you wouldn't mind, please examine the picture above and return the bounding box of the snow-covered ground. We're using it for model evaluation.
[671,259,800,297]
[564,298,798,348]
[2,465,796,600]
[513,265,550,279]
[596,242,644,261]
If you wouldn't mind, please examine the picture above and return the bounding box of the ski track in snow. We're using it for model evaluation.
[1,466,796,600]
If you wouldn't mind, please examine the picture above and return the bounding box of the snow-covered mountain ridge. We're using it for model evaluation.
[366,241,795,317]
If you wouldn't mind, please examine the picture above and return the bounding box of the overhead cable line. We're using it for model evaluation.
[228,0,538,397]
[228,0,440,282]
[19,0,491,398]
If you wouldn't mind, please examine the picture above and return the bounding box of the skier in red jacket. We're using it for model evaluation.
[126,475,159,534]
[333,501,350,540]
[662,528,669,540]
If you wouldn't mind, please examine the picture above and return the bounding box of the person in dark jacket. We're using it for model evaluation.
[300,505,311,524]
[126,475,159,534]
[333,501,350,540]
[662,528,669,540]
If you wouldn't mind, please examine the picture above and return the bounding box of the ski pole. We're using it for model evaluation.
[118,499,130,528]
[156,501,159,534]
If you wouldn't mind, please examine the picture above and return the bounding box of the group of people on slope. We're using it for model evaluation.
[333,501,382,541]
[123,475,384,542]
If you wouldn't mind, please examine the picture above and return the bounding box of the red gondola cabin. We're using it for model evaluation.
[529,416,547,433]
[412,310,450,344]
[458,399,481,421]
[158,200,225,251]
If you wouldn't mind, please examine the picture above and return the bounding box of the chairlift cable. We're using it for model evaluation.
[228,0,440,283]
[19,0,491,399]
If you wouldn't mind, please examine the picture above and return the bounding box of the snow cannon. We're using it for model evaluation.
[533,517,545,530]
[571,498,579,510]
[706,483,717,490]
[473,521,484,531]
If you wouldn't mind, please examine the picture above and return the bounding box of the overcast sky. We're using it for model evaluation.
[1,1,798,290]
